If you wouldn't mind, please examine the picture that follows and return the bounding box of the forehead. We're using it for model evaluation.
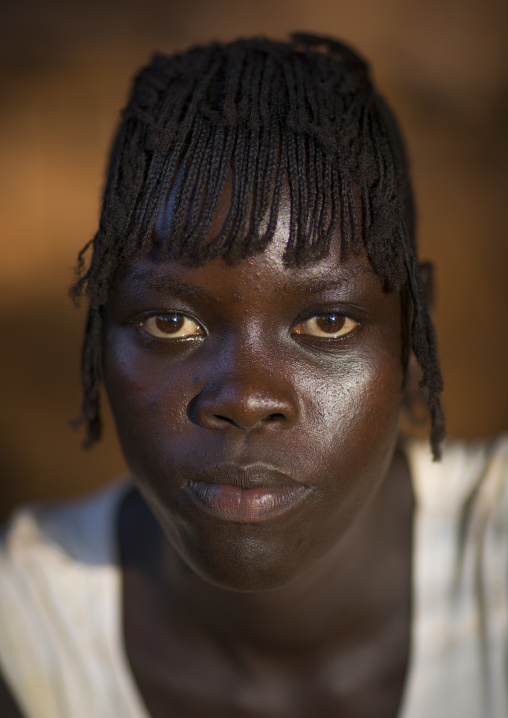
[116,177,380,298]
[153,174,366,268]
[112,240,385,323]
[109,171,395,316]
[117,251,379,302]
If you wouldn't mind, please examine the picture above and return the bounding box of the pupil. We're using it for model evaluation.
[155,315,184,334]
[316,314,345,333]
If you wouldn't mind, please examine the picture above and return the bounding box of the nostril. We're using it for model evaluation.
[214,414,236,425]
[211,412,286,427]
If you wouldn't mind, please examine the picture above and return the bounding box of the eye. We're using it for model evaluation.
[292,313,359,339]
[139,314,205,340]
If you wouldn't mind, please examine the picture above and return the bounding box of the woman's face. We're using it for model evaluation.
[102,192,406,591]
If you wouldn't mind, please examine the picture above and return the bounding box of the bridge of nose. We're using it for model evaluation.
[190,336,300,431]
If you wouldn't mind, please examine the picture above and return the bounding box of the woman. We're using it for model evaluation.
[0,34,507,718]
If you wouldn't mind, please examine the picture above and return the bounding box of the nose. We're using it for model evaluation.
[191,355,300,432]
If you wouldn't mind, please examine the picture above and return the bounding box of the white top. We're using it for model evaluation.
[0,436,508,718]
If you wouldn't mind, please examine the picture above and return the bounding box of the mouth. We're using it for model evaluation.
[183,465,312,523]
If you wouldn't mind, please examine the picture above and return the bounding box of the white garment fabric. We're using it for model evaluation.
[0,436,507,718]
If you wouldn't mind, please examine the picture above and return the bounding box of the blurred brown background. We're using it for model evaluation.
[1,0,507,519]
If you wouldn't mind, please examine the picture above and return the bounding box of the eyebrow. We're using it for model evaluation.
[123,271,219,303]
[281,266,377,295]
[121,265,377,299]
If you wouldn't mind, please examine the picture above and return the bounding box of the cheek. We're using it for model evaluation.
[298,346,404,507]
[102,329,195,470]
[301,344,403,445]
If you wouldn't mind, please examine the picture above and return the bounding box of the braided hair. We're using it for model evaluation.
[71,32,445,458]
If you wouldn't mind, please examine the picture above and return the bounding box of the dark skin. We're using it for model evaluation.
[103,187,416,718]
[118,450,412,718]
[0,190,416,718]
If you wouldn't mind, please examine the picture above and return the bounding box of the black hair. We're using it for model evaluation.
[71,32,445,458]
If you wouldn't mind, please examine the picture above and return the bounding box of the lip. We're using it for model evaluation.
[183,464,312,522]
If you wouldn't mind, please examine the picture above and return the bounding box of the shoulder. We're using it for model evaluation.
[0,479,130,621]
[404,434,508,514]
[0,480,130,717]
[0,479,129,566]
[400,436,508,717]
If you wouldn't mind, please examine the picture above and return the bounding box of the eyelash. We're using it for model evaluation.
[134,310,362,344]
[137,313,205,341]
[292,314,360,340]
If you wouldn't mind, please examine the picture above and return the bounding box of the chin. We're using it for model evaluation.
[168,528,318,594]
[184,558,308,593]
